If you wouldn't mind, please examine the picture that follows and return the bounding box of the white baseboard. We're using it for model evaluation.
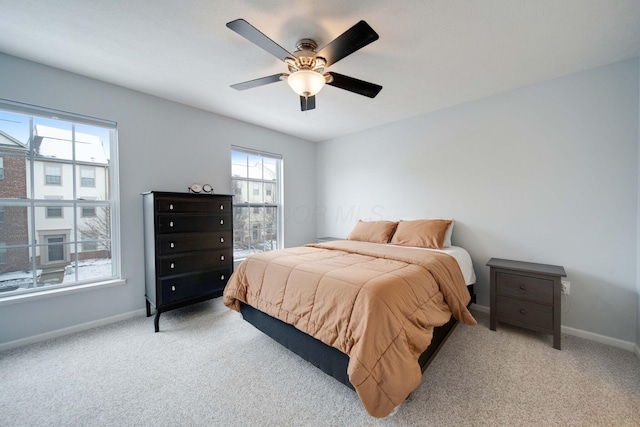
[0,308,146,353]
[470,303,637,354]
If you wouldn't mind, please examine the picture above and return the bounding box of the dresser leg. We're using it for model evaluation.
[154,310,161,333]
[146,299,151,317]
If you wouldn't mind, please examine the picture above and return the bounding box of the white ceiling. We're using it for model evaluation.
[1,0,640,142]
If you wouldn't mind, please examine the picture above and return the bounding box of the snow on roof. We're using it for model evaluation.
[34,124,108,164]
[231,161,277,181]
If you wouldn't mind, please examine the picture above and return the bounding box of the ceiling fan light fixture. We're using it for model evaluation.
[287,70,326,97]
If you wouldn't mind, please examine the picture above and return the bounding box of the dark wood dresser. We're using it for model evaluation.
[487,258,566,349]
[143,191,233,332]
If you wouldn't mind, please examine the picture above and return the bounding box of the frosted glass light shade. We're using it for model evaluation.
[287,70,326,97]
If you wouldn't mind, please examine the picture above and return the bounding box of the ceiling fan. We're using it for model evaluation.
[227,19,383,111]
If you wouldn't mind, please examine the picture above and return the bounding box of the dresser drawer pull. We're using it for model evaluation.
[171,285,176,291]
[520,309,526,315]
[220,237,224,243]
[170,263,175,269]
[221,274,225,281]
[169,221,174,228]
[169,204,174,210]
[170,242,175,248]
[220,219,224,225]
[220,204,224,210]
[220,255,225,261]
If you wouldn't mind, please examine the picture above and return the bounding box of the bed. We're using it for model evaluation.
[223,219,477,418]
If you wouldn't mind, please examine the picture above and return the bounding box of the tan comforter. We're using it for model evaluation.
[223,240,477,417]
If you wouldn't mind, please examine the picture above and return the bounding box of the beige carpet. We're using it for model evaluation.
[1,298,639,426]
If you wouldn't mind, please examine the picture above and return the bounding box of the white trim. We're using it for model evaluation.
[561,325,636,352]
[470,303,636,352]
[0,307,145,353]
[0,278,126,307]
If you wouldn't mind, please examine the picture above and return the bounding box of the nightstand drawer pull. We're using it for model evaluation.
[220,255,225,261]
[220,237,224,243]
[220,219,224,225]
[520,309,526,315]
[221,274,225,280]
[170,263,175,269]
[171,285,176,291]
[169,204,174,210]
[170,242,175,248]
[169,221,174,227]
[220,204,224,210]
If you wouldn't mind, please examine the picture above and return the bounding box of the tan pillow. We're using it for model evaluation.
[389,219,453,249]
[346,220,398,244]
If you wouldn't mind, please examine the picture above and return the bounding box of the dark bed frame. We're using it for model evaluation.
[239,284,476,390]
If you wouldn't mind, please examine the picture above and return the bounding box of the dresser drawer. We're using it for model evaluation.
[496,296,553,330]
[158,231,232,255]
[159,249,232,276]
[156,198,231,214]
[157,214,231,233]
[160,268,232,305]
[496,272,553,304]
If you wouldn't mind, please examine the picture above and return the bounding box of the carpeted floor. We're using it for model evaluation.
[1,298,639,426]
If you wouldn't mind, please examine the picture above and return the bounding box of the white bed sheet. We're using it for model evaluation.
[388,244,476,286]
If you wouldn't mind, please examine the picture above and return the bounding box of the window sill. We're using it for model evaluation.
[0,278,127,307]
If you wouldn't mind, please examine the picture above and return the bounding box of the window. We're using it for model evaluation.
[0,157,4,179]
[80,167,95,187]
[0,243,6,264]
[0,206,4,222]
[231,147,282,259]
[82,206,96,217]
[44,164,61,185]
[46,206,63,218]
[0,98,120,296]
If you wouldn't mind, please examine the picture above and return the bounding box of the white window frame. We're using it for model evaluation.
[44,163,62,185]
[0,157,4,179]
[0,98,122,301]
[80,166,95,188]
[231,146,283,260]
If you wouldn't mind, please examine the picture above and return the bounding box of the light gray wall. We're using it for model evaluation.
[637,59,640,350]
[317,58,639,343]
[0,53,316,345]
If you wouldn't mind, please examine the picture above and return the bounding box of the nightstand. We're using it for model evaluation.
[487,258,566,350]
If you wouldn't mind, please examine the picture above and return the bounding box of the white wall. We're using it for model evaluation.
[0,53,316,346]
[637,59,640,351]
[317,59,640,343]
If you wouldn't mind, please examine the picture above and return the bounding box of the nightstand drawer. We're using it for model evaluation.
[496,296,553,330]
[496,272,553,304]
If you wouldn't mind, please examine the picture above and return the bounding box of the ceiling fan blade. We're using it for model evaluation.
[326,72,382,98]
[227,19,292,62]
[300,95,316,111]
[316,21,379,67]
[230,73,286,90]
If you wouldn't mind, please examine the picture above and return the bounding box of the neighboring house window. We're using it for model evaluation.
[80,167,95,187]
[46,206,63,218]
[82,206,96,217]
[231,146,282,259]
[0,243,6,264]
[0,99,120,296]
[44,164,62,185]
[0,206,4,222]
[0,157,4,179]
